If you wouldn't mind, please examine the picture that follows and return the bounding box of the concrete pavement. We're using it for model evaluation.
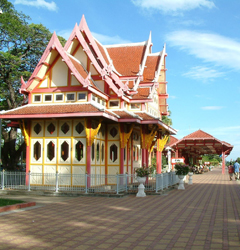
[0,167,240,250]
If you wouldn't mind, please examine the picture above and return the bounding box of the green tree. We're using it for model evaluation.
[0,0,66,170]
[202,154,221,166]
[162,110,172,126]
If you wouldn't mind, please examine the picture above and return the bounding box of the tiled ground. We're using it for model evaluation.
[0,167,240,250]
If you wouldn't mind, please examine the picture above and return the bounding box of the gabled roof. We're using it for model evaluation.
[183,129,214,139]
[143,55,160,82]
[0,103,177,134]
[170,129,233,156]
[165,135,179,147]
[131,88,150,100]
[2,15,176,133]
[106,44,146,76]
[20,32,96,94]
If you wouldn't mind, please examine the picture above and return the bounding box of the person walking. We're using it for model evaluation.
[233,160,240,181]
[228,164,234,181]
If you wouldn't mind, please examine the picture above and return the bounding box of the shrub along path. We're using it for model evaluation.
[0,167,239,250]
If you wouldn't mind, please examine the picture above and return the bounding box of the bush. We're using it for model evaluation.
[175,163,189,175]
[135,168,150,177]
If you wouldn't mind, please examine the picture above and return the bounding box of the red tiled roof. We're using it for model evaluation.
[113,111,136,119]
[95,40,110,65]
[143,56,159,82]
[3,104,102,116]
[68,57,95,86]
[128,81,134,89]
[106,45,146,76]
[131,88,150,100]
[183,130,214,139]
[165,135,179,147]
[134,112,156,120]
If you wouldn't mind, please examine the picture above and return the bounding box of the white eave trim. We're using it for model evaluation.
[104,41,146,48]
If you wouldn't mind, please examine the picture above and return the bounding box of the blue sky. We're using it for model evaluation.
[10,0,240,161]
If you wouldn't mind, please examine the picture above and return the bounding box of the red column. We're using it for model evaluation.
[176,147,179,158]
[142,148,146,167]
[156,133,162,174]
[146,150,149,168]
[222,151,225,174]
[120,148,124,174]
[25,121,30,185]
[86,119,91,187]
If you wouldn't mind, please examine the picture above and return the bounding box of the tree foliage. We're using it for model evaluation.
[162,110,172,126]
[0,0,66,170]
[202,154,221,166]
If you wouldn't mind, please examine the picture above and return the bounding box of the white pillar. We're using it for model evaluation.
[166,147,172,172]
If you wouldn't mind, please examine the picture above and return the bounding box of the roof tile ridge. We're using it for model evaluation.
[135,110,158,119]
[148,51,162,56]
[104,41,147,48]
[119,109,140,118]
[105,109,120,118]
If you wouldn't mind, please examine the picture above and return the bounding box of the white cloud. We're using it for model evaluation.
[14,0,57,11]
[57,29,72,40]
[201,106,223,110]
[166,30,240,70]
[132,0,215,14]
[183,66,224,80]
[92,32,131,45]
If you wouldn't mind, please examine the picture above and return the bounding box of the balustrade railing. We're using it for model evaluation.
[0,170,179,194]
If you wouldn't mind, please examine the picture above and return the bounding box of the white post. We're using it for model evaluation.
[167,149,171,172]
[85,173,88,194]
[55,171,59,193]
[28,171,31,191]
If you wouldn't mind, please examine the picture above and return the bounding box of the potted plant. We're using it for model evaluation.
[135,167,150,197]
[135,167,150,178]
[174,163,189,190]
[175,163,190,176]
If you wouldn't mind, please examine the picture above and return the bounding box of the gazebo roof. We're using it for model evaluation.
[168,130,233,156]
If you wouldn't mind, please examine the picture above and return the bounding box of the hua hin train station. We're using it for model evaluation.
[0,16,233,189]
[0,15,177,184]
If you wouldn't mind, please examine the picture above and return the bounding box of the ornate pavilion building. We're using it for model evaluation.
[0,16,176,182]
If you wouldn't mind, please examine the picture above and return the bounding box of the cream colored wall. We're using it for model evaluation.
[39,76,48,88]
[95,80,105,92]
[74,46,87,69]
[71,75,81,86]
[51,57,68,87]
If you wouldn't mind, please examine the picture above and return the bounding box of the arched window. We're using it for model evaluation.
[96,142,100,161]
[101,143,104,162]
[34,141,41,161]
[75,141,84,161]
[61,141,69,161]
[110,144,118,162]
[47,141,55,161]
[91,142,95,161]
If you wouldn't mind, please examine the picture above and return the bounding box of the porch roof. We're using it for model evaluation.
[169,130,233,156]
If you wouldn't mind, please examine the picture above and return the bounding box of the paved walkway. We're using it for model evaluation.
[0,167,240,250]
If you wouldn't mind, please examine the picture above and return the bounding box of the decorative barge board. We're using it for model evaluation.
[0,15,177,187]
